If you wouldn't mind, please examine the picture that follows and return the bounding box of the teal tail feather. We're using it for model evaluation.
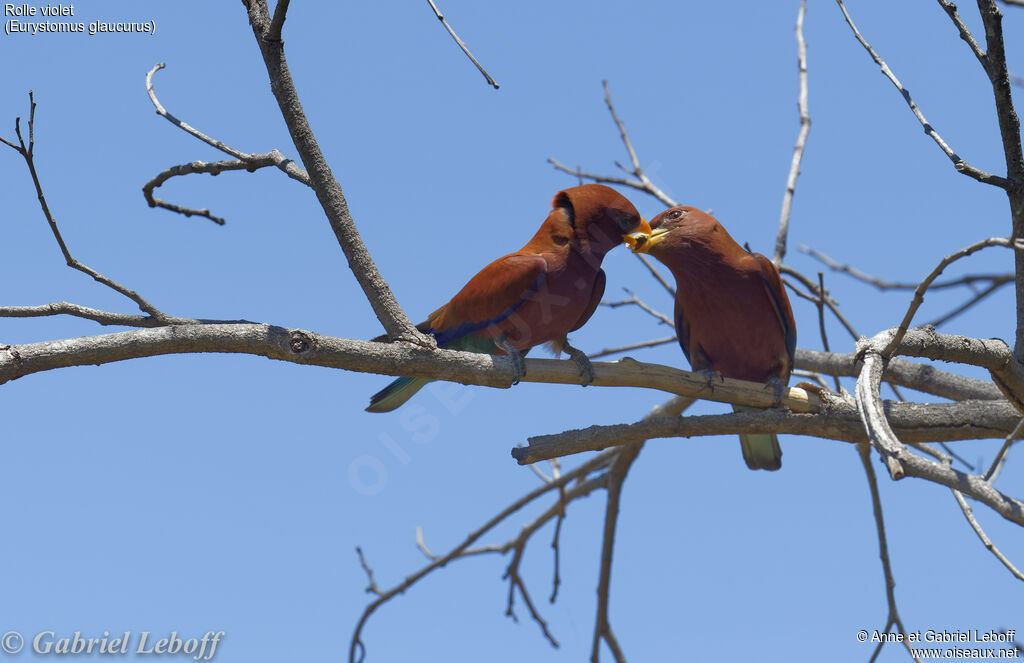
[734,405,782,471]
[366,376,432,413]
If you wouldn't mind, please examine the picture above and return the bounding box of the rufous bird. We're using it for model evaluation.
[625,206,796,470]
[366,183,650,413]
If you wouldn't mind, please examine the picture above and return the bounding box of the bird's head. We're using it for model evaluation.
[552,184,649,255]
[623,205,703,255]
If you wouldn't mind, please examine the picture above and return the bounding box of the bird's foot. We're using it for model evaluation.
[697,369,724,392]
[763,376,785,408]
[562,339,595,386]
[495,335,526,385]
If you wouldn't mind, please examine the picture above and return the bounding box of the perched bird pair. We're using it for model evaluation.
[366,185,796,471]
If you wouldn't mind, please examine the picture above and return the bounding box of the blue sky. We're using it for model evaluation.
[2,1,1022,661]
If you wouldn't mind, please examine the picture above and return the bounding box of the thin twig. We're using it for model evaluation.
[636,253,676,297]
[952,489,1024,581]
[144,64,311,223]
[549,81,678,208]
[815,272,841,391]
[348,450,616,663]
[355,547,383,596]
[834,0,1010,189]
[936,0,989,68]
[884,237,1023,357]
[1,93,170,321]
[146,64,249,160]
[774,0,810,265]
[600,289,674,327]
[985,417,1024,482]
[425,0,499,89]
[415,526,438,561]
[800,245,1013,292]
[857,443,922,663]
[588,336,677,360]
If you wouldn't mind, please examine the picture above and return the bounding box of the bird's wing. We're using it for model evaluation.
[674,304,694,367]
[428,253,548,347]
[753,253,797,363]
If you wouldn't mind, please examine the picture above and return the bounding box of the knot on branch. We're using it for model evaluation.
[288,330,314,355]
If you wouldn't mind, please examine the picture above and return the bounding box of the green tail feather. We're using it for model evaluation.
[734,405,782,471]
[366,376,432,413]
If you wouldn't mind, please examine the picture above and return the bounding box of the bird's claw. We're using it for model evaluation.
[697,369,724,392]
[563,341,595,387]
[764,376,785,408]
[496,335,526,386]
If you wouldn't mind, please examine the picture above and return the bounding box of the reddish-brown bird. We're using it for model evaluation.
[626,206,796,470]
[367,183,649,412]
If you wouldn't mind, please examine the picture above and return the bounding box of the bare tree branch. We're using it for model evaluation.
[549,82,678,208]
[800,245,1013,292]
[348,450,615,662]
[857,443,922,663]
[144,64,311,223]
[952,489,1024,581]
[268,0,290,41]
[588,336,677,360]
[973,0,1024,364]
[884,237,1023,357]
[937,0,989,68]
[425,0,499,89]
[244,1,430,344]
[600,289,674,327]
[984,417,1024,481]
[2,93,171,322]
[774,0,811,265]
[834,0,1011,189]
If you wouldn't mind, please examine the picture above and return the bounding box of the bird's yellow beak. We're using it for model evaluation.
[624,225,671,254]
[622,217,652,250]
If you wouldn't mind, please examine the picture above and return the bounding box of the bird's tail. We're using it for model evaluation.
[733,404,782,471]
[366,376,432,413]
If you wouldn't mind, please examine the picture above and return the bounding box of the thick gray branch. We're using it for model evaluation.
[244,2,428,344]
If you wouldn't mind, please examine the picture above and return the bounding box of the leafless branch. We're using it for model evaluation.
[549,82,678,208]
[591,445,636,663]
[774,0,811,265]
[800,245,1013,292]
[857,443,922,663]
[590,396,692,663]
[587,336,677,360]
[834,0,1011,189]
[244,1,429,344]
[815,273,842,391]
[348,450,615,662]
[952,489,1024,581]
[415,526,438,561]
[636,253,676,297]
[2,93,171,322]
[928,279,1010,327]
[268,0,290,41]
[985,417,1024,482]
[425,0,499,89]
[884,237,1024,357]
[780,265,860,341]
[600,289,674,327]
[355,547,383,596]
[937,0,988,68]
[144,63,311,223]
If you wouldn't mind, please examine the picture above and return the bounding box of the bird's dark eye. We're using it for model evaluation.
[667,209,685,220]
[617,215,638,231]
[553,235,570,246]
